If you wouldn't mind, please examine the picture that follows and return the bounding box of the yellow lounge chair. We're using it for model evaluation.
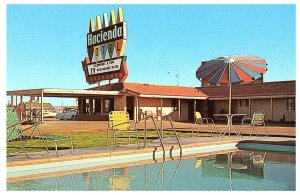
[106,111,140,150]
[193,112,216,137]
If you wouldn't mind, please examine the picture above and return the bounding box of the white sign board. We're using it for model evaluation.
[87,58,122,75]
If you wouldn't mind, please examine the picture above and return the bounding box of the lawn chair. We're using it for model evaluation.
[192,112,216,137]
[106,111,140,150]
[7,108,73,157]
[241,112,268,137]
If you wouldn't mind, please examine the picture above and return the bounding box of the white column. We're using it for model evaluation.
[160,98,163,138]
[89,98,93,115]
[20,95,23,121]
[41,91,44,122]
[30,95,33,121]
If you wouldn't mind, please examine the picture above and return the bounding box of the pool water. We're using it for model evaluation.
[7,148,295,191]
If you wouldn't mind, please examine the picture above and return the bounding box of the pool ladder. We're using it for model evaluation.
[162,115,182,159]
[144,115,182,160]
[144,115,165,159]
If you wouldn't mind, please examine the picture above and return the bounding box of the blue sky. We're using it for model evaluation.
[6,4,296,106]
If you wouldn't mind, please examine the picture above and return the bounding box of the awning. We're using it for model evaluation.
[7,88,121,98]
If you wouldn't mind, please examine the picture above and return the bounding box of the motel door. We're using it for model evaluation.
[126,96,134,120]
[188,100,194,121]
[207,101,215,118]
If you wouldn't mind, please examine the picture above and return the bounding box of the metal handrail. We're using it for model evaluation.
[162,115,182,156]
[172,157,183,182]
[144,115,165,154]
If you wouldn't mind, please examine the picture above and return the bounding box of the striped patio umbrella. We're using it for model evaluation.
[196,55,268,115]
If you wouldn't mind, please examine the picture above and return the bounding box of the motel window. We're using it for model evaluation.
[239,99,249,107]
[287,98,295,110]
[103,98,114,114]
[171,99,178,111]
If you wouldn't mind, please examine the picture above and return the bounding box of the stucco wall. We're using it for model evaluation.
[273,98,295,122]
[250,99,272,121]
[114,95,126,111]
[113,95,295,122]
[180,100,189,121]
[138,98,176,120]
[237,100,250,116]
[212,98,295,122]
[214,100,228,114]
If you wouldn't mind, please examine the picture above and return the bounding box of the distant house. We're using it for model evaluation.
[18,102,54,113]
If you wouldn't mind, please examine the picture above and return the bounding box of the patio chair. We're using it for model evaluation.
[106,111,140,150]
[7,108,73,157]
[192,112,216,137]
[241,112,268,137]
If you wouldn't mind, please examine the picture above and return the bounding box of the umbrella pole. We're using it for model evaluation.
[229,82,232,135]
[228,64,232,136]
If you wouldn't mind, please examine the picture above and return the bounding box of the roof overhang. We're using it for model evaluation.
[7,88,121,98]
[125,89,208,100]
[139,94,207,100]
[209,95,295,100]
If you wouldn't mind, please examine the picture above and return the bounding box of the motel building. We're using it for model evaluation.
[6,7,296,124]
[7,80,296,123]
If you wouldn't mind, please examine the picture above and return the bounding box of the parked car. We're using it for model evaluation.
[56,108,78,120]
[43,110,58,118]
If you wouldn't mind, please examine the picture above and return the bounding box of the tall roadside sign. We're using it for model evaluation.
[82,7,128,84]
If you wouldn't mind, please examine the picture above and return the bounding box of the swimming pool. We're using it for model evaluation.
[7,145,295,191]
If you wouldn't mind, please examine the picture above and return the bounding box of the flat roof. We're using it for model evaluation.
[198,80,295,100]
[7,88,121,98]
[90,82,208,100]
[7,80,295,100]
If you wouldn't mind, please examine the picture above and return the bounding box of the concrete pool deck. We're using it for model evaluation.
[7,135,295,166]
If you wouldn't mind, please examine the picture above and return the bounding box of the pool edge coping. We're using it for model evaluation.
[7,138,240,167]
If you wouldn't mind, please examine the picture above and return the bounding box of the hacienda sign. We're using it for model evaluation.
[82,7,128,84]
[87,22,126,48]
